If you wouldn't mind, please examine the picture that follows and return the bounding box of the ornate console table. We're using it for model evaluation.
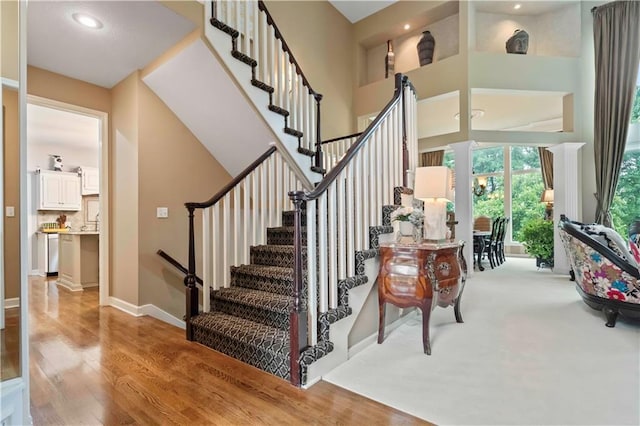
[377,240,467,355]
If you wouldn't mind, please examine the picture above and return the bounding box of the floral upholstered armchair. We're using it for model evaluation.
[559,215,640,327]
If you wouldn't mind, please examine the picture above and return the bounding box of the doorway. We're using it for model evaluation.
[26,96,109,305]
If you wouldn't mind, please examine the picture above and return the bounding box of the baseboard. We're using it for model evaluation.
[139,304,186,329]
[4,298,19,309]
[108,297,185,329]
[348,311,416,358]
[108,297,144,317]
[29,269,40,276]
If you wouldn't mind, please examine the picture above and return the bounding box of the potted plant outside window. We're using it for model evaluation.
[520,218,554,268]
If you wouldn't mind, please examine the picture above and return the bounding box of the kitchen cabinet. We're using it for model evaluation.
[57,232,99,291]
[79,166,99,195]
[36,170,81,211]
[36,232,59,276]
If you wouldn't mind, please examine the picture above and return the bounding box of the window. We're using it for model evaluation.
[470,145,544,243]
[610,63,640,235]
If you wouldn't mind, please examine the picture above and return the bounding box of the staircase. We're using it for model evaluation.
[177,1,420,387]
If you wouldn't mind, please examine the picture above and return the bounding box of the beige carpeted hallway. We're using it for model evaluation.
[324,257,640,425]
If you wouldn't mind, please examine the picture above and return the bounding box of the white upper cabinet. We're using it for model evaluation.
[36,170,81,211]
[79,166,99,195]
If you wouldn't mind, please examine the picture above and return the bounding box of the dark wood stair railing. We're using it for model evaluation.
[157,249,203,286]
[184,146,278,341]
[288,75,414,385]
[211,1,324,172]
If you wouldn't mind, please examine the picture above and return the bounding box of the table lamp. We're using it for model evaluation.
[414,166,454,241]
[540,188,554,220]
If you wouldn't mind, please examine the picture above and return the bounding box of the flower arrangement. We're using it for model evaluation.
[390,206,424,227]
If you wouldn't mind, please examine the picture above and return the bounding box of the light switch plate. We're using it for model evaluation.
[6,206,15,217]
[157,207,169,218]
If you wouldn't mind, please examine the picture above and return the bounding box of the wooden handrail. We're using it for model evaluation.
[257,1,321,99]
[157,249,203,285]
[302,73,411,202]
[186,146,276,210]
[321,132,363,145]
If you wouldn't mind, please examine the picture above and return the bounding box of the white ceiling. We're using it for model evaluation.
[27,1,196,89]
[27,103,100,148]
[329,0,397,23]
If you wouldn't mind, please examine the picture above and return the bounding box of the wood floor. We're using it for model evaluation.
[28,277,430,425]
[1,307,21,381]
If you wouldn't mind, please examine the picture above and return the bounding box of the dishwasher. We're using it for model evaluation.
[47,233,59,276]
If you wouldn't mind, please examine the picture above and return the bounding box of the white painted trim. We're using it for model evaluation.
[108,296,144,317]
[348,311,416,358]
[1,77,19,89]
[56,278,85,292]
[27,95,110,307]
[139,304,186,329]
[0,378,26,425]
[4,298,20,309]
[29,269,39,276]
[109,297,186,329]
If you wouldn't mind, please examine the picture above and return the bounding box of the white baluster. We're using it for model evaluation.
[346,161,355,276]
[337,169,346,280]
[223,193,231,287]
[328,182,337,309]
[318,193,328,313]
[259,10,268,83]
[212,203,220,288]
[243,177,250,264]
[260,161,267,243]
[354,151,363,251]
[306,200,317,345]
[252,167,259,246]
[202,208,211,313]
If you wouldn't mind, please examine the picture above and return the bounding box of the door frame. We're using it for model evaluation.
[27,95,109,305]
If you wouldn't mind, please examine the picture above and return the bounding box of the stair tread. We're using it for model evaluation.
[192,311,289,348]
[214,288,291,313]
[232,264,293,277]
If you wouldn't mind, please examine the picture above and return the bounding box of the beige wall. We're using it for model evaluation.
[1,0,19,81]
[111,72,140,305]
[137,75,230,316]
[28,66,111,114]
[265,1,355,140]
[3,88,20,299]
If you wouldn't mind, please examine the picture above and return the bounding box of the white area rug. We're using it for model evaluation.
[323,257,640,425]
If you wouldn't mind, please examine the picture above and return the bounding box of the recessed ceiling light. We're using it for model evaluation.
[404,24,410,30]
[72,13,103,29]
[514,4,522,10]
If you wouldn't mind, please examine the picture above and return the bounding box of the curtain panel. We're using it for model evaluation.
[538,147,554,190]
[420,150,444,167]
[592,1,640,226]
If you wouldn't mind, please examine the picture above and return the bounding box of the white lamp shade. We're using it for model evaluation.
[414,166,453,202]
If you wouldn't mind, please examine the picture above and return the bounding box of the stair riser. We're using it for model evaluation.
[211,298,290,331]
[282,211,306,227]
[250,247,307,268]
[192,326,290,380]
[266,229,307,246]
[230,269,292,296]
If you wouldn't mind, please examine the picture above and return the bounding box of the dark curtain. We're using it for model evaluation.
[419,150,444,167]
[538,147,554,189]
[593,1,640,226]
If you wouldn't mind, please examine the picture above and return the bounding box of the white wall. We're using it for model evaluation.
[475,4,581,57]
[27,144,98,173]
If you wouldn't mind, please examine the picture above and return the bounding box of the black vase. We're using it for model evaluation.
[385,40,395,79]
[417,30,435,66]
[506,29,529,54]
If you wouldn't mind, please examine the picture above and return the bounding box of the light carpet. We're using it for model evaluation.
[323,257,640,425]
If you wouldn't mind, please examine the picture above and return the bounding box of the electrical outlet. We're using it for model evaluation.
[157,207,169,218]
[6,206,15,217]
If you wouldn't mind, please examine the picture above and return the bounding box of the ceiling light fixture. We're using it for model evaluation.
[72,13,103,29]
[514,4,522,10]
[404,24,411,30]
[454,109,485,120]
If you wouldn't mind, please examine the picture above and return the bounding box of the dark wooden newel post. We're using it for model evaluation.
[289,191,307,387]
[314,94,323,170]
[185,205,199,341]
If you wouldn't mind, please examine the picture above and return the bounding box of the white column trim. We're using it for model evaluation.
[547,142,585,275]
[450,140,477,274]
